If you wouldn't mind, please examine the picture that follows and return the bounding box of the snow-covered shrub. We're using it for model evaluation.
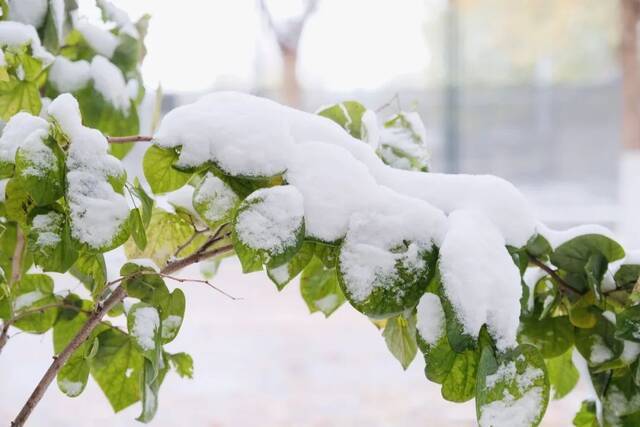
[1,3,640,427]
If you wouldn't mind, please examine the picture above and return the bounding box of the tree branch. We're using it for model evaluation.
[107,135,153,144]
[11,244,234,427]
[529,256,581,299]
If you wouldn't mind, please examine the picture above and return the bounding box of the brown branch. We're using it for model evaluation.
[107,135,153,144]
[529,256,581,299]
[11,243,234,427]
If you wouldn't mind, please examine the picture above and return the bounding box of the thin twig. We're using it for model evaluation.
[11,243,234,426]
[529,256,581,298]
[159,273,239,300]
[107,135,153,144]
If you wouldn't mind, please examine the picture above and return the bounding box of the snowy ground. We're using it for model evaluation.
[0,259,588,426]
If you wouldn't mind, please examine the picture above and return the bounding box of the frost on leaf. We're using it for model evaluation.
[378,111,430,172]
[234,185,305,269]
[476,345,549,427]
[337,196,443,318]
[192,172,239,228]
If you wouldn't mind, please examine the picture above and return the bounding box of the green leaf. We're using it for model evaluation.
[129,208,147,250]
[232,186,305,270]
[130,178,154,227]
[160,289,185,344]
[125,208,206,266]
[91,327,143,412]
[476,344,549,427]
[12,274,58,333]
[615,265,640,289]
[379,111,430,172]
[575,314,623,367]
[616,305,640,343]
[4,177,36,225]
[300,257,345,317]
[14,134,65,206]
[120,262,170,310]
[585,253,607,303]
[168,352,193,379]
[317,101,368,140]
[266,241,315,290]
[423,335,479,403]
[27,207,78,273]
[337,242,437,319]
[57,353,90,397]
[0,78,41,120]
[527,234,552,259]
[383,312,418,370]
[518,316,574,358]
[69,252,107,297]
[550,234,625,273]
[143,146,192,194]
[137,358,160,423]
[192,172,239,229]
[546,349,579,400]
[573,400,600,427]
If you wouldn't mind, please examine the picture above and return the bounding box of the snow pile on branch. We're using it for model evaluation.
[47,94,129,249]
[0,21,54,65]
[97,0,139,38]
[152,91,539,348]
[439,210,522,351]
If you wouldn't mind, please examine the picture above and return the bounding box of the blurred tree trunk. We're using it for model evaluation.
[260,0,318,108]
[620,0,640,150]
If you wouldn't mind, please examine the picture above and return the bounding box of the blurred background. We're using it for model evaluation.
[2,0,639,425]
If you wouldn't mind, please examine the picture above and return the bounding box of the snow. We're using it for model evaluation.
[315,294,339,312]
[378,111,430,170]
[19,129,55,177]
[0,179,7,201]
[96,0,139,38]
[49,0,65,44]
[47,94,129,249]
[621,340,640,364]
[0,21,53,65]
[0,50,5,67]
[13,290,44,311]
[192,173,239,224]
[590,336,614,364]
[485,362,543,391]
[74,18,118,58]
[90,55,130,111]
[161,315,183,339]
[338,192,445,302]
[438,210,522,351]
[154,92,293,176]
[132,306,160,351]
[58,379,83,397]
[235,186,304,254]
[416,293,445,346]
[31,211,63,248]
[8,0,48,29]
[478,387,544,427]
[537,222,617,249]
[127,258,160,272]
[48,56,91,93]
[0,112,49,164]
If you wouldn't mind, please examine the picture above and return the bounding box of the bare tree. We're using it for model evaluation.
[259,0,318,107]
[620,0,640,150]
